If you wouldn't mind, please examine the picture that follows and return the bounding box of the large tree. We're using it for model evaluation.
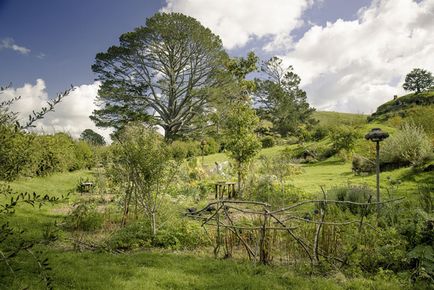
[255,57,315,137]
[402,68,434,94]
[91,13,227,141]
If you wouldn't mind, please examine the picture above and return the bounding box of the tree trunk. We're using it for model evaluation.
[151,211,157,238]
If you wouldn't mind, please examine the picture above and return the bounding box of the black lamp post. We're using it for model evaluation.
[365,128,389,212]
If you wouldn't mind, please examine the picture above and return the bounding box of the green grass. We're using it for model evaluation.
[7,170,93,198]
[313,111,367,127]
[9,250,406,290]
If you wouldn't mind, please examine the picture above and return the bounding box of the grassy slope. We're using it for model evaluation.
[369,90,434,122]
[313,111,367,127]
[12,250,404,290]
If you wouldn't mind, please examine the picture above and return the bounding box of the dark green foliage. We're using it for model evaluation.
[403,68,434,94]
[407,245,434,285]
[224,103,261,192]
[290,143,334,162]
[310,125,329,141]
[255,57,316,137]
[260,136,275,148]
[80,129,106,146]
[91,12,227,140]
[418,184,433,213]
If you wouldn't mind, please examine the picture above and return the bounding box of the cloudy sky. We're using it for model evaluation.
[1,0,433,140]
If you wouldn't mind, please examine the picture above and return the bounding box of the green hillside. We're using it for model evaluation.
[369,90,434,122]
[313,111,367,127]
[368,90,434,138]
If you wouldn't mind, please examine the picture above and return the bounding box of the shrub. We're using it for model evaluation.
[330,125,361,154]
[352,154,375,174]
[202,136,220,155]
[251,175,304,207]
[107,221,152,250]
[327,185,375,215]
[381,123,433,167]
[107,219,208,251]
[311,125,329,141]
[260,136,275,148]
[64,204,103,231]
[169,140,200,160]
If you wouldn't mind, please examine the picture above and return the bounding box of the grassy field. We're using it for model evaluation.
[313,111,367,127]
[8,249,407,290]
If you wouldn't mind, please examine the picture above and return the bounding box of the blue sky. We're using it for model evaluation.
[1,0,371,95]
[1,0,433,139]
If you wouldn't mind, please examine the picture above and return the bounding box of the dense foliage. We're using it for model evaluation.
[403,68,434,94]
[381,123,432,167]
[255,57,316,137]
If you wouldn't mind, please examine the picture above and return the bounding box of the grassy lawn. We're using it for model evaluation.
[8,250,405,290]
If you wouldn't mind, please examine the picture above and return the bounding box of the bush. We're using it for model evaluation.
[330,125,361,154]
[251,176,304,207]
[311,126,329,141]
[169,140,200,160]
[107,219,208,251]
[64,204,103,231]
[107,221,152,250]
[381,123,433,167]
[327,185,374,215]
[261,136,275,148]
[352,154,375,174]
[202,137,220,155]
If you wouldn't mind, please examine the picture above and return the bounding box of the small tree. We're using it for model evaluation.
[80,129,106,146]
[403,68,434,94]
[330,125,361,159]
[111,124,178,237]
[224,103,261,195]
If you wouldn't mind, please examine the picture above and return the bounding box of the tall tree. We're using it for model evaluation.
[403,68,434,94]
[91,13,227,141]
[255,57,315,137]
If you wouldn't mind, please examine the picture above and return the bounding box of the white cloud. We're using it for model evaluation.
[0,38,31,54]
[161,0,314,50]
[281,0,434,113]
[3,79,112,142]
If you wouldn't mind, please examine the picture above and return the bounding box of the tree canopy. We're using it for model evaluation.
[80,129,106,146]
[255,57,316,137]
[91,12,228,141]
[403,68,434,94]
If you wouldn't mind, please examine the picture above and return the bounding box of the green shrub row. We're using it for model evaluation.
[0,126,96,180]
